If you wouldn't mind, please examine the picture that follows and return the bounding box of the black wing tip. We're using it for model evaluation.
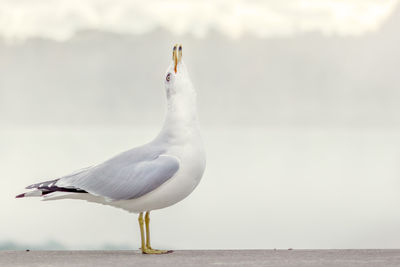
[25,183,39,189]
[18,177,87,198]
[25,179,59,190]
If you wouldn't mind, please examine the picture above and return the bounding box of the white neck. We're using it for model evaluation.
[156,89,200,143]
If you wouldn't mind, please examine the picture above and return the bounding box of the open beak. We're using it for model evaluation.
[172,44,182,73]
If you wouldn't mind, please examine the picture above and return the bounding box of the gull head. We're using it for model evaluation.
[164,44,193,98]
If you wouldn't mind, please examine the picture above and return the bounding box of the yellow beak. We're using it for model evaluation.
[172,44,182,73]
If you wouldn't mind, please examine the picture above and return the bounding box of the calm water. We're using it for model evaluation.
[2,126,400,249]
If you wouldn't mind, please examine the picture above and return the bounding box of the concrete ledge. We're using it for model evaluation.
[1,250,400,267]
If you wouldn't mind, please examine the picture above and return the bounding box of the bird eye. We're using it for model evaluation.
[166,73,171,82]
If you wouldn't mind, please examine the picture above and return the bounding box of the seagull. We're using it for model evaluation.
[16,44,206,254]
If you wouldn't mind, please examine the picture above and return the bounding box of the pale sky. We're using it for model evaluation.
[0,0,398,41]
[2,0,400,251]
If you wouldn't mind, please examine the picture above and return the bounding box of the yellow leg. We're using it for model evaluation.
[138,211,172,254]
[145,211,152,249]
[138,212,146,252]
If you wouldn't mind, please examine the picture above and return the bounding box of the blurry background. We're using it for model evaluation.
[1,0,400,250]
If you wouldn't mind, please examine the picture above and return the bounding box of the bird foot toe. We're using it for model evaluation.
[142,247,173,254]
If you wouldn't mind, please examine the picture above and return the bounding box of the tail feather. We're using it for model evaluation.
[16,189,43,198]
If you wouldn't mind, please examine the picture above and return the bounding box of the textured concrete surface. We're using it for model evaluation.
[1,250,400,267]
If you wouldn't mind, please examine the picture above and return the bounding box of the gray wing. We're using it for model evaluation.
[55,148,180,201]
